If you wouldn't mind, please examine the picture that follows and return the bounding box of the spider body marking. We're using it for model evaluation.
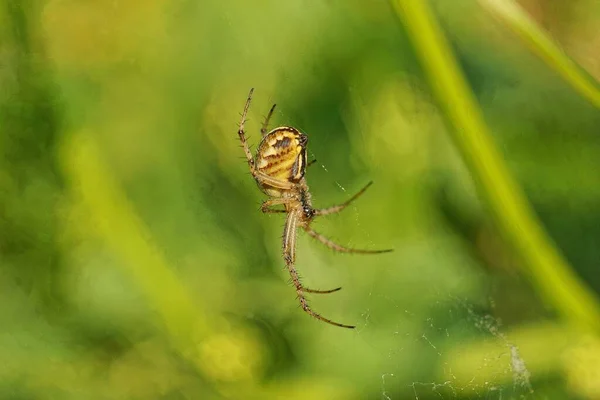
[238,88,392,329]
[255,127,308,197]
[256,128,307,182]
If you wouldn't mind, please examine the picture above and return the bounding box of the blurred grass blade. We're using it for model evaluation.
[391,0,600,332]
[61,132,208,357]
[480,0,600,109]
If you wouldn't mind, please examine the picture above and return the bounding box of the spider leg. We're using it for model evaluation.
[237,90,298,191]
[238,90,293,190]
[265,203,340,291]
[254,172,295,190]
[261,199,287,214]
[297,297,355,328]
[304,286,342,294]
[307,159,317,168]
[283,210,355,329]
[261,104,277,136]
[313,181,373,216]
[303,225,393,254]
[238,88,256,171]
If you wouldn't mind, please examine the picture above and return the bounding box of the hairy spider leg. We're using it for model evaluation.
[261,199,288,214]
[238,89,295,191]
[283,210,355,328]
[303,225,393,254]
[303,286,342,294]
[261,103,277,136]
[238,88,256,170]
[314,181,374,216]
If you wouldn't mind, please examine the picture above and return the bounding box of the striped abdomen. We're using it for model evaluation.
[255,127,308,184]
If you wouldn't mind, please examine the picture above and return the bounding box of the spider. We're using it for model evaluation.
[237,88,392,329]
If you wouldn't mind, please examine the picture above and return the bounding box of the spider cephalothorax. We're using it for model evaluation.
[237,88,392,328]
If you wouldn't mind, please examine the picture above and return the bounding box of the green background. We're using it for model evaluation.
[1,0,600,398]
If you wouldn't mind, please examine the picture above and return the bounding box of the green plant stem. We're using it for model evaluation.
[480,0,600,109]
[61,133,208,359]
[391,0,600,332]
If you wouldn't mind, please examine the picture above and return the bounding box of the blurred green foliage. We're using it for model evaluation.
[1,0,600,399]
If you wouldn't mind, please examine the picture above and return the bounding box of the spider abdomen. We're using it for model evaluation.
[255,127,308,184]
